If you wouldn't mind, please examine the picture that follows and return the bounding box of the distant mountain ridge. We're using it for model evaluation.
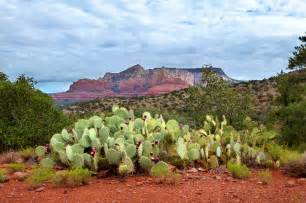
[52,64,237,104]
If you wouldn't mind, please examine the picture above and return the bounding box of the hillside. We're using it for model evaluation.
[52,64,237,105]
[62,73,279,119]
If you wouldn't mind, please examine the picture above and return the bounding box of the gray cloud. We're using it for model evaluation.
[0,0,305,92]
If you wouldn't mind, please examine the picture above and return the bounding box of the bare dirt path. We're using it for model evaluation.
[0,170,305,203]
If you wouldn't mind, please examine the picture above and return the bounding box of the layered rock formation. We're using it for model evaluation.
[52,64,236,104]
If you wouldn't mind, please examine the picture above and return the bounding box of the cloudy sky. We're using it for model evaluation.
[0,0,305,93]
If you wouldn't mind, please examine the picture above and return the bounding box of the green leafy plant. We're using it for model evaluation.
[26,167,55,188]
[19,147,35,160]
[51,170,68,187]
[7,163,26,173]
[150,161,170,178]
[65,168,91,187]
[0,72,71,152]
[227,162,251,179]
[0,169,8,183]
[258,169,272,184]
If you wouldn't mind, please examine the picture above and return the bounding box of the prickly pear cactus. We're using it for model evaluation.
[43,105,273,175]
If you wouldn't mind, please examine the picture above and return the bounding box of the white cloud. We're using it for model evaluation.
[0,0,305,92]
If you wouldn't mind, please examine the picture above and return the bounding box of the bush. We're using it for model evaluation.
[19,147,35,160]
[7,163,26,173]
[277,102,306,146]
[266,144,301,166]
[0,169,8,183]
[0,73,70,152]
[154,172,182,185]
[66,168,91,187]
[258,170,272,184]
[26,167,55,188]
[51,170,68,187]
[150,161,170,178]
[227,162,251,179]
[150,161,181,185]
[279,150,301,166]
[266,144,283,161]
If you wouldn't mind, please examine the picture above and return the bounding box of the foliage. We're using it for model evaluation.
[26,166,55,188]
[269,69,306,147]
[288,33,306,70]
[65,168,91,187]
[0,72,70,152]
[153,172,182,185]
[35,106,291,177]
[274,102,306,146]
[150,161,170,177]
[227,162,251,179]
[19,147,35,160]
[0,169,8,183]
[279,149,301,166]
[258,169,272,184]
[188,66,253,129]
[51,170,68,187]
[52,168,91,187]
[7,163,26,173]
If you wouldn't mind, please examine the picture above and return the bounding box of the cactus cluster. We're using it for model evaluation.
[35,106,279,175]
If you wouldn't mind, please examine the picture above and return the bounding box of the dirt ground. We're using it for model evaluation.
[0,170,305,203]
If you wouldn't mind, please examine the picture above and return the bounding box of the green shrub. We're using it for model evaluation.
[66,168,91,187]
[149,161,181,184]
[7,163,26,173]
[51,170,68,187]
[258,169,272,184]
[26,167,55,188]
[227,162,251,179]
[19,147,35,160]
[266,144,283,161]
[0,73,71,152]
[266,144,302,166]
[150,161,170,178]
[0,169,8,183]
[154,172,182,185]
[279,150,301,165]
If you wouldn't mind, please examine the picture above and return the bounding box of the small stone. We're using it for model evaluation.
[285,180,297,187]
[35,186,45,192]
[226,177,232,182]
[187,168,198,173]
[257,181,263,185]
[297,178,306,184]
[215,175,222,180]
[136,182,143,186]
[196,191,202,195]
[198,167,206,172]
[12,172,28,181]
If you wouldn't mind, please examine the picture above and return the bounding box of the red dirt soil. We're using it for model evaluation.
[0,170,305,203]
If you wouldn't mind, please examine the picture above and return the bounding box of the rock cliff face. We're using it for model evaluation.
[52,64,236,104]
